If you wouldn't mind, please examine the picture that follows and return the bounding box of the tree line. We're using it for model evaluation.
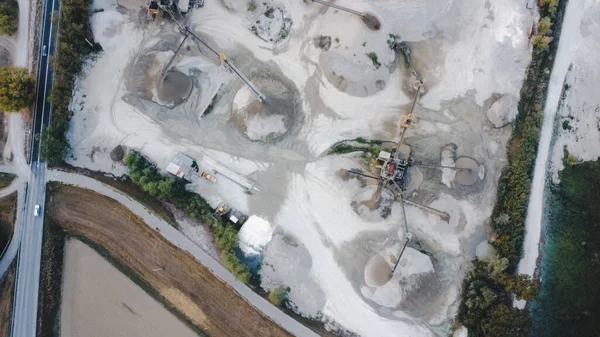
[457,1,568,336]
[39,0,99,164]
[124,151,252,283]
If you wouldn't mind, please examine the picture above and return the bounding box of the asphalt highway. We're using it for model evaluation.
[10,0,58,333]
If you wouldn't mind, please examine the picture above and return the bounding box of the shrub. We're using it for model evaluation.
[247,0,256,11]
[268,286,289,306]
[537,17,553,35]
[366,52,381,69]
[531,34,553,51]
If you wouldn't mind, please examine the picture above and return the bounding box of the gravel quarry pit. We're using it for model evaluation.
[231,74,302,142]
[67,0,535,336]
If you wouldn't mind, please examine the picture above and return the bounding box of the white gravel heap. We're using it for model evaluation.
[238,215,274,256]
[487,94,518,128]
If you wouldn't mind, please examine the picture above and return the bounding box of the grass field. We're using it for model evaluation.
[45,183,293,337]
[0,263,16,337]
[0,192,17,255]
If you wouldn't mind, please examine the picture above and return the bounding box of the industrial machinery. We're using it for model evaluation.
[212,202,230,220]
[347,73,477,276]
[161,7,267,102]
[347,81,471,221]
[309,0,381,30]
[200,171,217,183]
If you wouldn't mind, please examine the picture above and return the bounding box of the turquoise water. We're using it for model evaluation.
[530,161,600,337]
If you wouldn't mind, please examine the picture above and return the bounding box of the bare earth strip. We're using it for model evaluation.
[0,192,17,258]
[0,263,16,337]
[47,183,292,337]
[61,239,198,337]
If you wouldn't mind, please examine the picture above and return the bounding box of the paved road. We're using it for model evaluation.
[47,170,319,337]
[10,0,58,333]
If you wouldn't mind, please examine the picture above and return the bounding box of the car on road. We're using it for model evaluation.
[34,205,40,217]
[42,45,47,57]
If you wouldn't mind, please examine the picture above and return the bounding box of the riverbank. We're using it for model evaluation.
[456,0,568,335]
[517,0,589,283]
[530,161,600,336]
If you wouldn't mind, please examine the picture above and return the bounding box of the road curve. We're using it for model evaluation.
[47,170,319,337]
[0,182,26,278]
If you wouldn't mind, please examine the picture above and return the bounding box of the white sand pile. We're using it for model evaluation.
[475,240,495,260]
[362,246,434,308]
[403,193,483,256]
[453,326,469,337]
[487,94,518,128]
[232,85,288,142]
[238,215,274,256]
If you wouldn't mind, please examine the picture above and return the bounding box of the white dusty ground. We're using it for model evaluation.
[67,0,535,336]
[60,239,198,337]
[518,0,600,292]
[550,0,600,178]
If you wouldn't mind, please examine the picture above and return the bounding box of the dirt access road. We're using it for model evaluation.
[46,183,293,337]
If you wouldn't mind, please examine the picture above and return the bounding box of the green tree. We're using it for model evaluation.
[38,125,69,165]
[0,1,18,36]
[482,304,531,337]
[268,286,289,307]
[498,274,539,301]
[485,255,509,277]
[0,66,35,112]
[157,179,176,199]
[459,278,497,328]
